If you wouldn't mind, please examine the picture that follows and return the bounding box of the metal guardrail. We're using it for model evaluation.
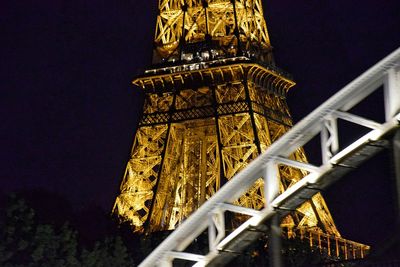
[139,47,400,267]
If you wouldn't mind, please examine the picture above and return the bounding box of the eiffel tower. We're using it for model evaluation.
[113,0,343,242]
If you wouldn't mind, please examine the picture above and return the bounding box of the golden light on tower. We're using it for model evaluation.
[113,0,349,248]
[152,0,272,64]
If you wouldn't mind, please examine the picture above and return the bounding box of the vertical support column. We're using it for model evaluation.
[385,68,400,236]
[393,129,400,223]
[159,257,173,267]
[327,236,331,256]
[202,0,210,38]
[270,215,283,267]
[318,232,322,252]
[179,3,187,61]
[264,161,280,205]
[208,212,217,252]
[264,161,282,267]
[335,237,339,258]
[230,0,242,55]
[208,209,225,252]
[243,76,262,155]
[211,85,228,187]
[384,68,400,122]
[321,117,339,165]
[200,133,208,205]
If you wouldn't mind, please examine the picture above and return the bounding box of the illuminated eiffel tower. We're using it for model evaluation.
[113,0,342,241]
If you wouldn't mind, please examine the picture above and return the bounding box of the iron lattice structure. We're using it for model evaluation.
[152,0,273,64]
[113,0,340,239]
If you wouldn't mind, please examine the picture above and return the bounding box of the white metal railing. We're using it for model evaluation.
[139,47,400,267]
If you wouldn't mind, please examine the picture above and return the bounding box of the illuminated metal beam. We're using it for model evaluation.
[274,156,320,173]
[332,110,381,130]
[139,47,400,267]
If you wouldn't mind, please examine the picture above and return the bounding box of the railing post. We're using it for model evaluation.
[208,212,217,252]
[159,257,173,267]
[360,245,364,259]
[384,68,400,122]
[208,209,225,252]
[264,161,280,205]
[264,162,282,267]
[318,232,322,252]
[335,237,339,258]
[321,117,339,164]
[327,235,331,256]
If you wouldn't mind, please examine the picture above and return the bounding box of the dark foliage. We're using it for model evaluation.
[0,194,134,267]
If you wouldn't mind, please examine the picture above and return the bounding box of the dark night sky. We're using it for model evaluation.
[2,0,400,250]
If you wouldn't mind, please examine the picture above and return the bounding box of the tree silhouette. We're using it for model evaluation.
[0,194,134,267]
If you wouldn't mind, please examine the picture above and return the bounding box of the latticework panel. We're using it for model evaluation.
[218,113,263,212]
[293,194,340,238]
[219,113,258,179]
[248,80,292,125]
[254,113,272,152]
[154,0,272,62]
[309,193,340,236]
[148,120,220,231]
[113,124,169,231]
[216,82,246,104]
[175,87,213,110]
[180,122,220,219]
[148,124,185,231]
[144,92,174,114]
